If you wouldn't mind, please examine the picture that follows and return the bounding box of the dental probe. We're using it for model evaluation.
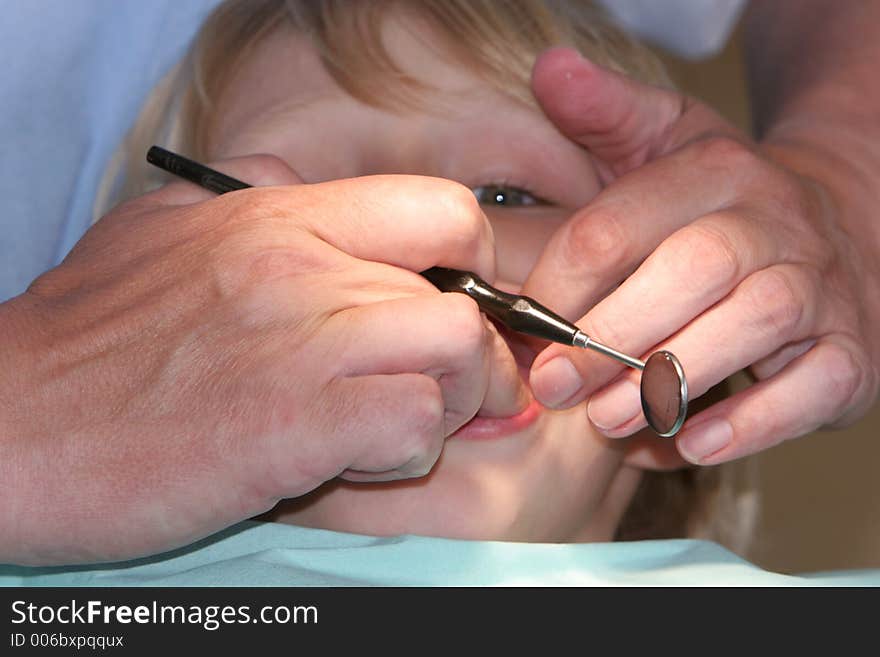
[419,267,644,367]
[418,267,689,437]
[145,145,688,436]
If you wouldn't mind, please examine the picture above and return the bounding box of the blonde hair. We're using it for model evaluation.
[97,0,671,214]
[98,0,757,552]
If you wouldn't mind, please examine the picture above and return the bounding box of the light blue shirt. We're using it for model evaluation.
[596,0,747,58]
[2,521,878,586]
[0,0,221,302]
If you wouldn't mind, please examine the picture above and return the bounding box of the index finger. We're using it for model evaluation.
[140,156,496,282]
[227,175,497,282]
[520,138,744,321]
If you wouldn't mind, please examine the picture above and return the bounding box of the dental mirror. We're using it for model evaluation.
[567,333,688,437]
[638,350,688,437]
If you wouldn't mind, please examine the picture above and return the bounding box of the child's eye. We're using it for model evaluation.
[471,185,547,207]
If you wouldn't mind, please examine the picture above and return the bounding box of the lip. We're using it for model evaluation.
[450,396,542,440]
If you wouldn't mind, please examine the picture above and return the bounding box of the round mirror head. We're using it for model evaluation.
[640,350,688,437]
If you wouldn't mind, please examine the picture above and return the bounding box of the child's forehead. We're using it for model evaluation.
[324,16,510,88]
[223,18,532,125]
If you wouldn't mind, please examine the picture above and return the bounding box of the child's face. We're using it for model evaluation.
[207,17,639,541]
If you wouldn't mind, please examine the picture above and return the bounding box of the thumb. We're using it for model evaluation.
[531,47,687,180]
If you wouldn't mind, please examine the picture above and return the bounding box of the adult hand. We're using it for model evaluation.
[0,156,527,564]
[524,48,879,468]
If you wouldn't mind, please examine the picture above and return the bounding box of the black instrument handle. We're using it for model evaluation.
[419,267,580,346]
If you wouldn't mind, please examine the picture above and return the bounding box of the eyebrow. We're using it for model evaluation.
[223,82,599,208]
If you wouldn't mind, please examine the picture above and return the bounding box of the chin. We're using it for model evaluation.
[265,406,629,543]
[269,483,569,543]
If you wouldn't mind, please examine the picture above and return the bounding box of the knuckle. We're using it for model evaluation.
[561,207,634,276]
[812,228,844,274]
[441,293,487,354]
[694,135,756,172]
[405,377,446,446]
[583,311,626,352]
[821,342,866,418]
[210,225,324,297]
[224,187,291,225]
[204,190,277,240]
[759,164,820,231]
[399,431,444,477]
[242,245,328,287]
[742,268,805,339]
[769,169,809,216]
[664,222,741,299]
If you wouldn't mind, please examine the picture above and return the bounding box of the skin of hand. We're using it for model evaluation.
[524,47,880,469]
[0,156,528,565]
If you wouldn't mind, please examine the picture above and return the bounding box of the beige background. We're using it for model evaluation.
[653,23,880,574]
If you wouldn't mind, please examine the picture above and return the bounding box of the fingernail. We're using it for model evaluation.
[678,419,733,463]
[531,357,582,408]
[587,380,641,433]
